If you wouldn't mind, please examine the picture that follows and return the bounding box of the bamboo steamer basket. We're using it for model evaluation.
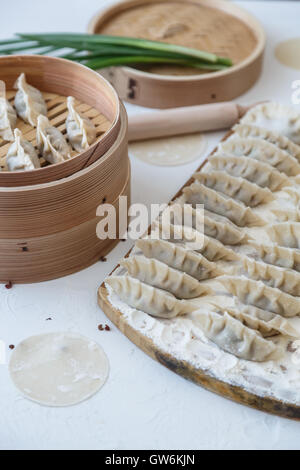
[0,55,121,186]
[88,0,266,109]
[0,96,130,284]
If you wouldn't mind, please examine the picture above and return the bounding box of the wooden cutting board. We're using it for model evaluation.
[98,131,300,421]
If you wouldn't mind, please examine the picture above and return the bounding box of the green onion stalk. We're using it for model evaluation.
[0,33,232,71]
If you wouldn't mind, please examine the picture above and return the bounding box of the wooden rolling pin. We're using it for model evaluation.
[128,102,250,142]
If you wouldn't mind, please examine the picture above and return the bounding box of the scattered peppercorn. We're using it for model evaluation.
[98,324,104,331]
[9,345,15,350]
[46,318,52,321]
[5,281,12,289]
[105,325,111,331]
[99,256,107,262]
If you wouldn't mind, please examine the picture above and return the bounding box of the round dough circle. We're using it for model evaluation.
[275,38,300,70]
[9,332,109,407]
[129,133,206,166]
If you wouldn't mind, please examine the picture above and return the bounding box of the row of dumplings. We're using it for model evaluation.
[0,74,97,171]
[106,102,300,364]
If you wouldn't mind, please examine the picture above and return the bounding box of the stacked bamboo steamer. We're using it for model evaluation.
[0,55,129,283]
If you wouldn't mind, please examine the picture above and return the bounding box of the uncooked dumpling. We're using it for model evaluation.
[106,275,195,319]
[0,80,17,141]
[14,73,47,127]
[66,96,96,152]
[6,129,40,171]
[37,115,71,164]
[136,238,221,281]
[192,310,279,362]
[121,255,210,299]
[240,102,300,144]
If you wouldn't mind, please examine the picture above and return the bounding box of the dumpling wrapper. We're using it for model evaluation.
[9,332,109,407]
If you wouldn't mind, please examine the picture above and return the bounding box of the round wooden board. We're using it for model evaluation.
[88,0,266,108]
[97,127,300,420]
[98,286,300,420]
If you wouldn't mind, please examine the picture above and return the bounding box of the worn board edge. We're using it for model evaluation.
[97,129,300,420]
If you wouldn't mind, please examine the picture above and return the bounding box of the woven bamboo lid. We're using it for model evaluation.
[88,0,266,108]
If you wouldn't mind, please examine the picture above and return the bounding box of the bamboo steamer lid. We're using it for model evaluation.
[0,55,121,186]
[88,0,266,108]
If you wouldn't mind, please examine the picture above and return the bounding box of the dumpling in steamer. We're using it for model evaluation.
[0,80,17,141]
[240,102,300,144]
[120,255,210,299]
[37,115,71,164]
[66,96,96,152]
[6,129,40,171]
[14,73,47,127]
[192,310,279,362]
[106,275,195,319]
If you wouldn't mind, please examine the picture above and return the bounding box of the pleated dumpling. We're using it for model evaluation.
[106,275,195,319]
[155,221,238,261]
[209,154,290,191]
[121,255,210,299]
[267,223,300,249]
[14,73,47,127]
[6,129,40,171]
[37,115,71,164]
[192,310,279,362]
[168,202,247,245]
[232,123,300,162]
[193,171,274,207]
[218,137,300,176]
[136,238,221,281]
[240,102,300,144]
[247,241,300,272]
[241,256,300,296]
[219,276,300,317]
[0,80,17,141]
[183,182,264,227]
[66,96,96,152]
[223,304,299,338]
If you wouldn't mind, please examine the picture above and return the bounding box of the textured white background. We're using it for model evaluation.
[1,0,300,450]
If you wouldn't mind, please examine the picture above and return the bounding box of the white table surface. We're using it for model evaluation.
[1,0,300,451]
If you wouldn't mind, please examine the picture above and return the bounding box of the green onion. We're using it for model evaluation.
[0,33,232,72]
[83,56,228,71]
